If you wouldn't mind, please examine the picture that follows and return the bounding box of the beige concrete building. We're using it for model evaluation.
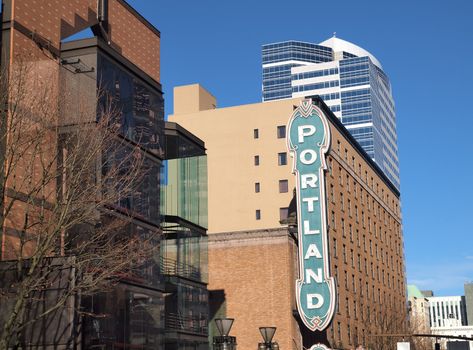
[407,285,431,349]
[170,84,407,350]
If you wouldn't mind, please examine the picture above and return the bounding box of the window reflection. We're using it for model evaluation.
[98,54,164,156]
[82,285,165,349]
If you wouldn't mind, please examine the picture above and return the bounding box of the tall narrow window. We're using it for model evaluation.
[278,152,287,165]
[277,125,286,138]
[254,155,260,166]
[256,210,261,220]
[279,179,288,193]
[254,128,259,139]
[255,182,260,193]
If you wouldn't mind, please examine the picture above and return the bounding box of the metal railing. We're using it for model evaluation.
[165,312,208,335]
[160,257,201,281]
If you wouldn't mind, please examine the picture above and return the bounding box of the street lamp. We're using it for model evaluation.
[213,318,237,350]
[258,327,279,350]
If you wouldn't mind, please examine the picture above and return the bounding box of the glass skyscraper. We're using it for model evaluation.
[262,37,400,189]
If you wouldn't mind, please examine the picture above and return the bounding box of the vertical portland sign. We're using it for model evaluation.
[287,99,336,332]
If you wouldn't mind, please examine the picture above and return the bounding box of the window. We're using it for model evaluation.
[256,210,261,220]
[254,155,260,166]
[279,179,288,193]
[340,193,344,211]
[277,125,286,138]
[278,152,287,165]
[348,324,352,345]
[255,182,260,193]
[333,238,337,257]
[279,207,288,221]
[254,128,259,139]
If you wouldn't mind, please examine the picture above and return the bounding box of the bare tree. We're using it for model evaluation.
[0,57,161,349]
[355,301,408,350]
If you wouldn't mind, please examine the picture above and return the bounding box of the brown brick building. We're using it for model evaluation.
[171,85,407,350]
[1,2,209,350]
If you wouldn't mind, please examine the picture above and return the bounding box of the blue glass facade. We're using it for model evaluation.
[262,41,333,101]
[262,39,400,190]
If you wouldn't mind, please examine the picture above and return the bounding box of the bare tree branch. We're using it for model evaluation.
[0,56,161,349]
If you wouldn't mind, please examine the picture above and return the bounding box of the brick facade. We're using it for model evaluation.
[2,0,160,82]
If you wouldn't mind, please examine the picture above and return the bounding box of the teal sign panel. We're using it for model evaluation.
[287,99,336,332]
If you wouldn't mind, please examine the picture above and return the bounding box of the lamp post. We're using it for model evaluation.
[258,327,279,350]
[213,318,237,350]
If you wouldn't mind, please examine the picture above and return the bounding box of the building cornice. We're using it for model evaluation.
[208,228,294,248]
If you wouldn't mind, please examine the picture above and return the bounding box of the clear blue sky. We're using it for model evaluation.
[128,0,473,296]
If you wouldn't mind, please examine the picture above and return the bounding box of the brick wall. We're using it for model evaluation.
[208,229,302,350]
[4,0,160,81]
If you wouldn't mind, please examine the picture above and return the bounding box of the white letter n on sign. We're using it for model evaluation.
[305,268,323,283]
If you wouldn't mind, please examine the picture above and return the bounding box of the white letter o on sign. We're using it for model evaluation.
[300,149,317,165]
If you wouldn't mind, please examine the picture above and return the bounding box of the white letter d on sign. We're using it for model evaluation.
[307,293,324,309]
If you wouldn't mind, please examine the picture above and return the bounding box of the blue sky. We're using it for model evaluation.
[128,0,473,296]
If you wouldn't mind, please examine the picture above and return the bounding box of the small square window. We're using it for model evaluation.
[279,207,288,221]
[278,152,287,166]
[279,179,288,193]
[255,182,260,193]
[254,155,260,166]
[254,129,259,139]
[256,210,261,220]
[277,125,286,139]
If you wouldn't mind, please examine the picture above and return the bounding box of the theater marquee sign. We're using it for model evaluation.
[287,99,336,333]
